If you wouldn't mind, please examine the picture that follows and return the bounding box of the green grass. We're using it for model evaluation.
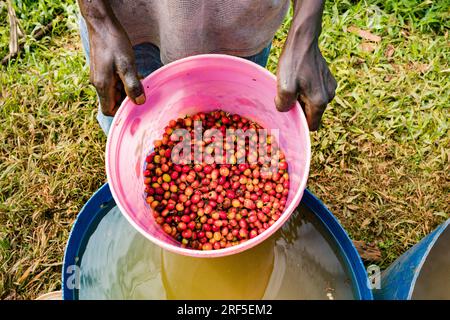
[1,0,449,299]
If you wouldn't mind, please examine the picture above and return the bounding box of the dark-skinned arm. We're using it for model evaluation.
[78,0,145,116]
[275,0,336,131]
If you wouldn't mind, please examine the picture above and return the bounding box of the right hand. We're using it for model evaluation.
[88,23,145,116]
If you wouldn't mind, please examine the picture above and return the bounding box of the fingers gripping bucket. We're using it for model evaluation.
[106,54,311,257]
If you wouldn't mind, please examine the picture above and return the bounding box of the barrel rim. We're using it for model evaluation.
[406,219,450,299]
[62,183,113,300]
[302,189,374,300]
[63,183,373,300]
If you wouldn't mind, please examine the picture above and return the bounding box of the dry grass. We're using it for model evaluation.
[1,17,106,298]
[1,0,449,299]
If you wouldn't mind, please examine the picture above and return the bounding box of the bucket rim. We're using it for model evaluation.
[105,53,311,258]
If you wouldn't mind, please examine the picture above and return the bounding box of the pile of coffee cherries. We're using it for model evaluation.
[143,110,289,250]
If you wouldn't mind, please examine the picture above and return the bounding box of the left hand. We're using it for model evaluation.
[275,41,337,131]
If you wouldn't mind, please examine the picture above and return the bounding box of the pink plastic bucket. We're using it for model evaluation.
[106,54,311,257]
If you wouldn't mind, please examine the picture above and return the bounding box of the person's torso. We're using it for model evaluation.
[109,0,290,63]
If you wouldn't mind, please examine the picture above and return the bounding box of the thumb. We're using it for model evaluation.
[275,78,298,112]
[118,64,146,105]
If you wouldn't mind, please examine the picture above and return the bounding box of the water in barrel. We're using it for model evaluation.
[77,204,355,299]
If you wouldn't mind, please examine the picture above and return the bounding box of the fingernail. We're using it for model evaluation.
[135,94,146,105]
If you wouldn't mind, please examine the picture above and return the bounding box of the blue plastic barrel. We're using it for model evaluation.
[374,219,450,300]
[62,183,373,300]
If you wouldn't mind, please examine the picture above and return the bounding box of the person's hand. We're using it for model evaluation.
[274,0,336,131]
[275,40,336,131]
[88,22,145,116]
